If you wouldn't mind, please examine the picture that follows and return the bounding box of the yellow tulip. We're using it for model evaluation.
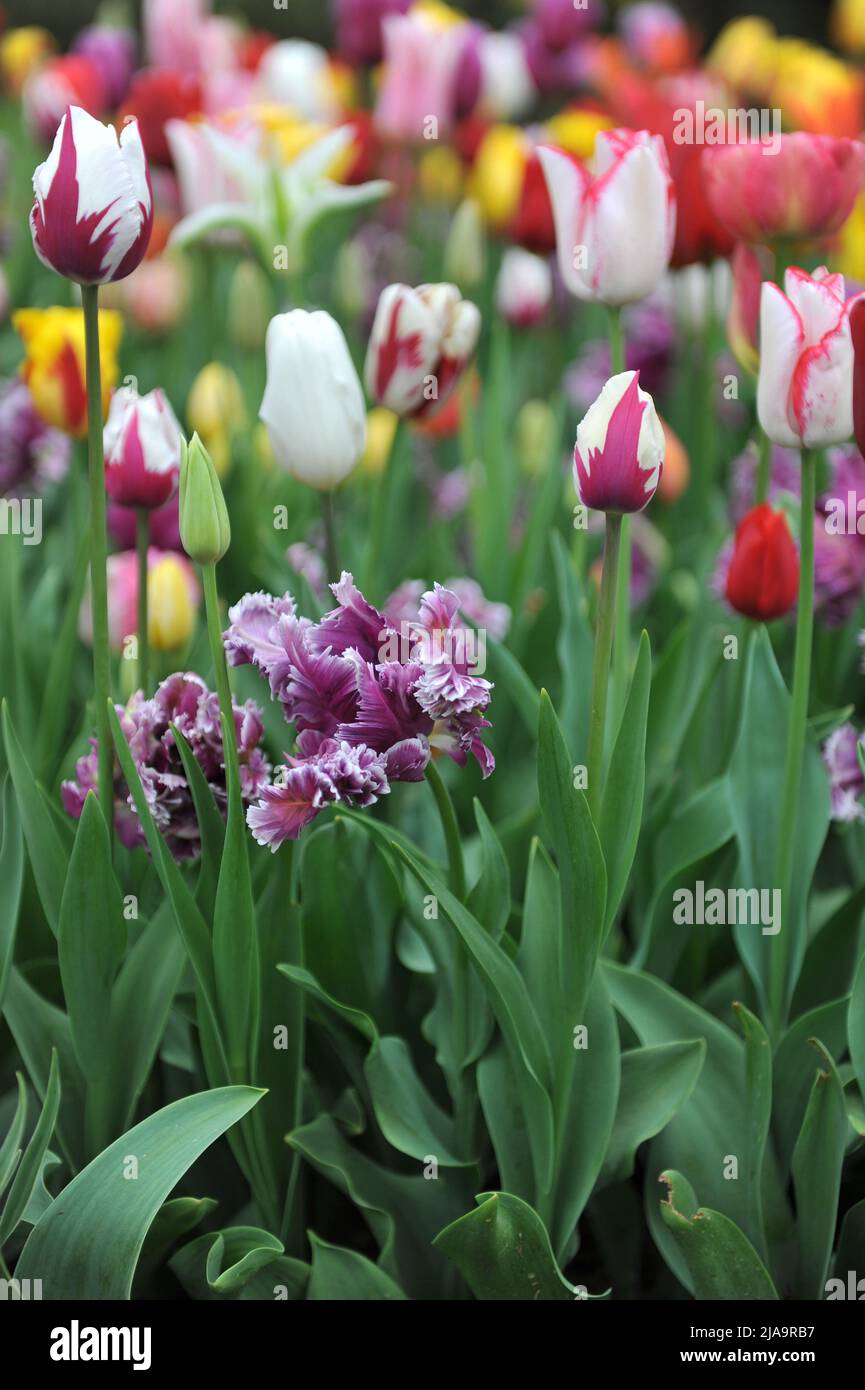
[147,555,198,651]
[0,27,54,94]
[359,408,399,477]
[417,145,464,205]
[706,17,778,99]
[544,110,613,163]
[837,190,865,282]
[12,306,123,437]
[469,125,528,231]
[832,0,865,56]
[770,40,863,138]
[186,363,247,440]
[412,2,467,30]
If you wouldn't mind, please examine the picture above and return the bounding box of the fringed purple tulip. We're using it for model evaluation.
[225,573,495,849]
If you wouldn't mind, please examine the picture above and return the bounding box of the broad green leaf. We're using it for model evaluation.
[15,1085,264,1299]
[732,1002,772,1262]
[173,724,225,919]
[110,902,186,1133]
[36,534,88,780]
[793,882,865,1018]
[58,794,126,1151]
[0,776,23,1015]
[551,529,594,763]
[133,1196,218,1296]
[599,630,651,933]
[791,1041,848,1300]
[3,969,86,1172]
[538,690,606,1019]
[466,799,510,941]
[602,1040,706,1185]
[774,997,849,1174]
[659,1169,779,1300]
[434,1191,576,1301]
[307,1233,408,1300]
[833,1198,865,1289]
[0,1049,60,1246]
[0,1073,27,1202]
[517,837,562,1055]
[849,947,865,1102]
[2,701,68,935]
[476,1041,534,1201]
[487,637,540,739]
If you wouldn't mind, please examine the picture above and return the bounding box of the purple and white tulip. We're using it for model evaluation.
[30,105,153,285]
[574,370,665,514]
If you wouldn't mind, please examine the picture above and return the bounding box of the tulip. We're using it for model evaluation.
[0,28,55,96]
[758,268,858,451]
[71,25,137,107]
[262,310,366,493]
[728,242,773,377]
[533,0,596,51]
[725,504,799,622]
[119,69,202,167]
[833,0,865,56]
[121,255,190,336]
[104,386,182,510]
[443,199,487,292]
[333,0,411,66]
[770,40,862,140]
[702,134,865,246]
[143,0,206,72]
[79,548,199,651]
[852,298,865,460]
[227,260,272,353]
[495,248,552,328]
[22,57,108,145]
[574,371,665,516]
[256,39,342,123]
[12,306,123,437]
[539,128,675,307]
[179,433,231,567]
[374,7,472,142]
[619,1,694,72]
[365,283,481,419]
[30,106,153,285]
[706,16,778,99]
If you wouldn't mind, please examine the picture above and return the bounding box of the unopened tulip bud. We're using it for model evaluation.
[574,370,665,514]
[228,259,272,353]
[444,198,487,291]
[179,432,231,565]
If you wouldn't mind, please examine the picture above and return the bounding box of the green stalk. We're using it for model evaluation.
[607,306,631,724]
[363,421,401,592]
[755,426,771,506]
[202,562,237,781]
[136,509,149,693]
[587,513,622,820]
[81,284,113,830]
[321,491,339,583]
[770,449,816,1038]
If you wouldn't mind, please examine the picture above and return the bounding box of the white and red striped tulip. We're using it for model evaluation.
[30,105,153,285]
[103,385,183,510]
[364,282,481,418]
[574,370,665,514]
[495,248,552,327]
[758,267,859,449]
[539,128,675,307]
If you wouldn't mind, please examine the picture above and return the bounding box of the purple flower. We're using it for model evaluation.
[384,576,511,641]
[229,571,496,846]
[71,25,137,107]
[565,300,675,412]
[61,672,270,860]
[286,541,327,596]
[729,441,800,526]
[0,379,70,496]
[823,723,865,822]
[332,0,411,66]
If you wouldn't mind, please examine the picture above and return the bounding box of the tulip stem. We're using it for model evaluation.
[202,561,239,783]
[587,512,622,821]
[770,448,816,1039]
[755,427,771,505]
[81,284,113,833]
[321,492,339,583]
[136,509,149,694]
[607,307,631,726]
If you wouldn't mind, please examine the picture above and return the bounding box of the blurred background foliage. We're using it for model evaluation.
[3,1,835,51]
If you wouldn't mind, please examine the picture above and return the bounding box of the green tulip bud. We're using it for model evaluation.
[179,432,231,565]
[444,198,487,292]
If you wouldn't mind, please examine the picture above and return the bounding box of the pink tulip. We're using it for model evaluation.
[758,267,860,449]
[539,128,675,306]
[364,283,481,418]
[30,106,152,285]
[574,370,665,513]
[495,248,552,327]
[80,548,199,651]
[702,134,865,244]
[374,10,471,142]
[143,0,206,72]
[103,385,183,509]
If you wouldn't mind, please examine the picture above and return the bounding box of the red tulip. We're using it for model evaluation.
[725,504,799,621]
[119,68,202,167]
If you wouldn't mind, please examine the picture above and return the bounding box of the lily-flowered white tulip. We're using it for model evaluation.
[30,105,152,284]
[539,128,675,307]
[260,311,367,491]
[365,282,481,418]
[574,370,665,514]
[758,267,859,449]
[167,118,391,274]
[495,248,552,327]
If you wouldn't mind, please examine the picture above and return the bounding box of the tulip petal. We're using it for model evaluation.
[757,282,805,447]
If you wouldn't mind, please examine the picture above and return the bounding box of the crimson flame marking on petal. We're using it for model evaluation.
[374,294,425,403]
[576,373,649,511]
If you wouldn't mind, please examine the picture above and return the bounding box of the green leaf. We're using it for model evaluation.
[599,629,651,933]
[849,947,865,1102]
[791,1040,848,1299]
[3,969,85,1172]
[57,794,125,1150]
[602,1040,706,1185]
[133,1196,218,1296]
[833,1198,865,1288]
[774,998,849,1174]
[551,529,594,763]
[15,1086,264,1299]
[487,635,540,741]
[538,689,606,1019]
[732,1001,772,1262]
[36,534,89,780]
[434,1192,577,1301]
[659,1170,779,1300]
[307,1233,408,1300]
[0,1049,61,1247]
[171,1225,284,1299]
[0,775,23,1015]
[2,701,68,935]
[466,799,510,940]
[0,1073,27,1202]
[172,724,225,919]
